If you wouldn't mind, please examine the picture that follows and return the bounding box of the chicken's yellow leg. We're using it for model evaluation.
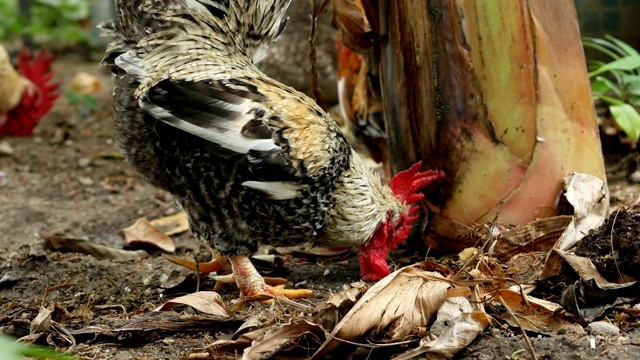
[228,255,313,300]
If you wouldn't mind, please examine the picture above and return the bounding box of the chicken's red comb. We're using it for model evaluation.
[18,48,60,119]
[390,162,445,248]
[1,49,60,136]
[391,161,446,205]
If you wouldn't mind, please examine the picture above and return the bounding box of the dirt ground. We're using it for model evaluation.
[2,53,640,359]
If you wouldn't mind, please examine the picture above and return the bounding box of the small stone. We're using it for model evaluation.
[0,141,13,156]
[78,177,93,185]
[588,321,620,337]
[630,170,640,183]
[78,157,92,168]
[557,323,586,336]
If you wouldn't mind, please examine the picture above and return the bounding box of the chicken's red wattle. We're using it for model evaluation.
[360,162,446,281]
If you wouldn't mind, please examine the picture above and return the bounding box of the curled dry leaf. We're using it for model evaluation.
[495,289,572,335]
[562,173,609,243]
[491,216,572,262]
[313,265,451,358]
[191,326,271,358]
[541,248,609,284]
[243,319,328,360]
[30,306,52,335]
[123,217,175,252]
[393,311,489,360]
[429,297,473,337]
[561,278,640,322]
[312,286,366,330]
[70,312,242,337]
[149,211,190,236]
[155,291,229,317]
[45,236,148,260]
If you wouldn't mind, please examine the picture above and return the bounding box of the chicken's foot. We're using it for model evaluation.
[229,255,313,300]
[164,253,312,300]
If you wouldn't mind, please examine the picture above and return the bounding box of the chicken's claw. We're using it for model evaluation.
[229,255,313,300]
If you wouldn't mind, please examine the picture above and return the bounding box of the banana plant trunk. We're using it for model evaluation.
[372,0,606,251]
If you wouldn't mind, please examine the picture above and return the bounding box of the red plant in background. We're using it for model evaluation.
[0,49,60,136]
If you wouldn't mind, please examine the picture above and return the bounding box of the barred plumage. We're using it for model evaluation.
[103,0,444,298]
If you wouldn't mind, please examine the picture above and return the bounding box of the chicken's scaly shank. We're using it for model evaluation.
[102,0,444,300]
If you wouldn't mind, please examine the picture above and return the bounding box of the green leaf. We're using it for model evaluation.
[66,90,80,105]
[593,76,621,97]
[600,95,625,106]
[610,104,640,143]
[82,94,97,112]
[588,55,640,78]
[583,37,623,59]
[0,334,78,360]
[605,35,640,58]
[0,335,22,360]
[622,75,640,95]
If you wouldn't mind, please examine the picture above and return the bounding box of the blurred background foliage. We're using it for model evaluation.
[0,0,93,49]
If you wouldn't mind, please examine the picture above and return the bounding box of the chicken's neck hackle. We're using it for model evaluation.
[103,0,291,98]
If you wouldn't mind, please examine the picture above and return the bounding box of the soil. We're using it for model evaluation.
[2,55,640,360]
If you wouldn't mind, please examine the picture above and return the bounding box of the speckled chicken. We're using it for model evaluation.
[101,0,444,299]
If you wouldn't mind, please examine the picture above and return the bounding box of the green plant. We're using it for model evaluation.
[584,35,640,143]
[0,0,93,47]
[0,334,78,360]
[66,89,97,115]
[0,1,25,40]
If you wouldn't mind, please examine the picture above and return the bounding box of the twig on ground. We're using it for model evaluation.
[497,294,539,360]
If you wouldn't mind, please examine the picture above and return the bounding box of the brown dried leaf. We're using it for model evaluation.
[243,319,328,360]
[312,285,367,330]
[492,216,572,261]
[49,303,70,323]
[30,306,52,335]
[541,249,609,284]
[123,217,175,252]
[45,236,148,260]
[496,289,571,335]
[393,311,489,360]
[332,0,375,51]
[313,265,451,358]
[192,326,271,358]
[70,312,241,337]
[73,305,94,320]
[155,291,229,317]
[149,211,190,236]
